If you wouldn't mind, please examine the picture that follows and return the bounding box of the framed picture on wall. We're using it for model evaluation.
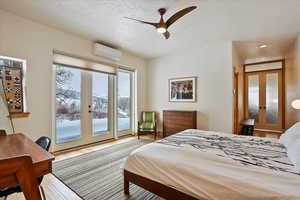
[169,76,197,102]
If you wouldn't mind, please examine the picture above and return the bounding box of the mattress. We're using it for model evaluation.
[124,129,300,200]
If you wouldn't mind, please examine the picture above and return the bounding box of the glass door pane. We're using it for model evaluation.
[248,75,260,122]
[117,70,132,132]
[55,66,82,144]
[91,72,109,136]
[266,73,279,124]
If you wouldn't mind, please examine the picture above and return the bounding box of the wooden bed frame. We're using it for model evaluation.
[124,169,198,200]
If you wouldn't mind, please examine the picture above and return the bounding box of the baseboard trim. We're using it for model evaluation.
[53,134,133,155]
[254,129,283,133]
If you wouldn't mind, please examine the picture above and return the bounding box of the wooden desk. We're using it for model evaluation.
[0,133,55,190]
[239,119,255,136]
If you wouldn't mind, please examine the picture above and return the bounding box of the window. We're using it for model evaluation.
[53,53,136,150]
[117,69,133,133]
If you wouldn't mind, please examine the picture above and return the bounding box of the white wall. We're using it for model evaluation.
[0,9,148,142]
[285,35,300,128]
[147,41,233,133]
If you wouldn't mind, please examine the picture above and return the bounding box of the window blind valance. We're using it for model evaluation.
[53,52,117,75]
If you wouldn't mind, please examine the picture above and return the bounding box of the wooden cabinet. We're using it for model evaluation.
[163,110,197,137]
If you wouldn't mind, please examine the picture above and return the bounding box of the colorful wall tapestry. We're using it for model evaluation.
[0,58,24,113]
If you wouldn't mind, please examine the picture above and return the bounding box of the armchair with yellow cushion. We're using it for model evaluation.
[138,111,157,140]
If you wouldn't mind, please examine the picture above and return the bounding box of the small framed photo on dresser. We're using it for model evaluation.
[169,76,197,102]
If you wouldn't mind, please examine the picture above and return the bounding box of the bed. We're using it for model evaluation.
[123,129,300,200]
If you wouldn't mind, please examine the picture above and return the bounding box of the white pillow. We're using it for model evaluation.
[279,122,300,148]
[286,137,300,172]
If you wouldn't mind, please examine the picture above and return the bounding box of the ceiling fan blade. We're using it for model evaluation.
[163,31,170,39]
[166,6,197,28]
[124,17,159,28]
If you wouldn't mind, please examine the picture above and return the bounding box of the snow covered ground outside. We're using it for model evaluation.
[56,118,130,143]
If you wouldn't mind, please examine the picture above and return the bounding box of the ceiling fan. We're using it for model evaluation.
[125,6,197,39]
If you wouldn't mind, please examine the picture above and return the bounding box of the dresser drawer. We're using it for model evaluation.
[164,119,193,126]
[163,110,197,137]
[164,128,182,136]
[164,121,194,129]
[163,112,194,118]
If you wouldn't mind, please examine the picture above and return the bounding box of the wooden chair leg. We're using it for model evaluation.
[124,178,129,195]
[0,130,7,136]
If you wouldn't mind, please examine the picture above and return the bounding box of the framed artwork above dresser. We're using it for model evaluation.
[163,110,197,137]
[169,76,197,102]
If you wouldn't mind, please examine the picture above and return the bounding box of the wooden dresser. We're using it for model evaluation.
[163,110,197,137]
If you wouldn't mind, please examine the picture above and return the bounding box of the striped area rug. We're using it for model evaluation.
[52,138,162,200]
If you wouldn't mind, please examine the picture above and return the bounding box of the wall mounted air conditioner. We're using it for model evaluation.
[94,43,122,61]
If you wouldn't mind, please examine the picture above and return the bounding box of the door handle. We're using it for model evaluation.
[259,106,266,110]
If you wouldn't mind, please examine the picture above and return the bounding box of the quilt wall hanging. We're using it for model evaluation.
[0,57,24,113]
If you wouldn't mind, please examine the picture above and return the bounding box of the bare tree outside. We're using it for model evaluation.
[56,67,75,104]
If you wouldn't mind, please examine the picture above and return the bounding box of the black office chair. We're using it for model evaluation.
[0,136,51,200]
[36,136,51,152]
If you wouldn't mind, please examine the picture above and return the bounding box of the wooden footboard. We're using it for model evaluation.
[124,169,198,200]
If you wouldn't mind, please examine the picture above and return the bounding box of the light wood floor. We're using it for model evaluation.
[5,135,156,200]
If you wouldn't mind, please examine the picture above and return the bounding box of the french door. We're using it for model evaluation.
[54,65,114,151]
[245,70,283,131]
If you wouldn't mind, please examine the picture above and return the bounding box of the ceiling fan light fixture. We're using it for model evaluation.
[125,6,197,39]
[157,27,167,33]
[259,44,267,49]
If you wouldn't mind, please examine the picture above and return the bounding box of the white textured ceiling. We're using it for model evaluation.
[1,0,300,59]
